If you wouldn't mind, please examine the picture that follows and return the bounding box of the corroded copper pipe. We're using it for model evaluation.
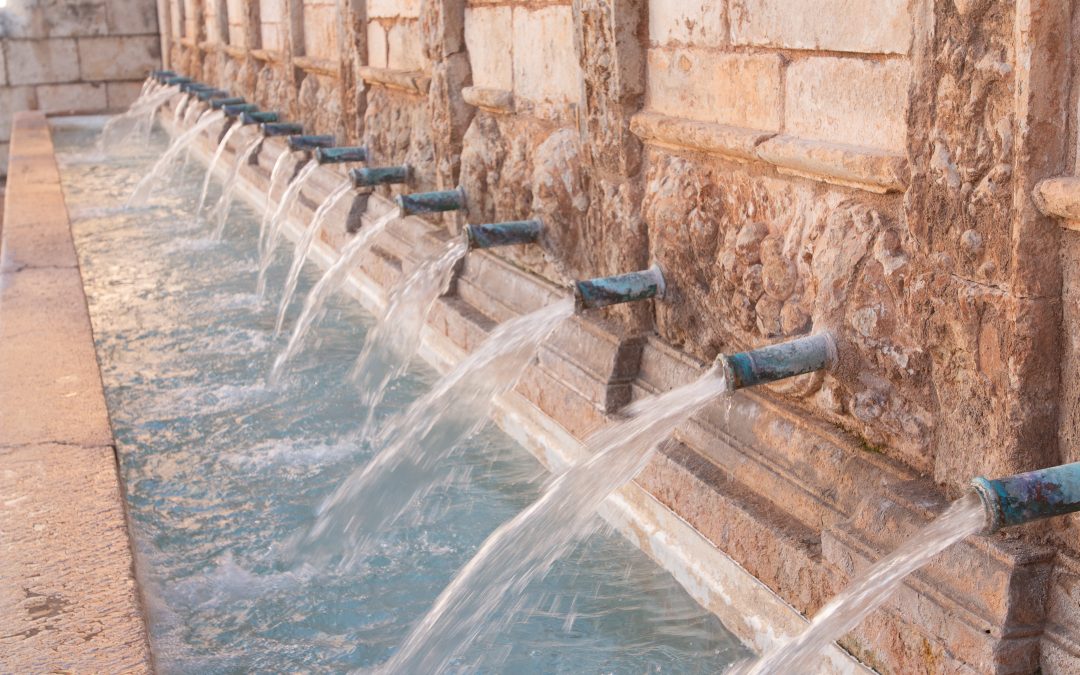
[716,333,836,390]
[972,463,1080,532]
[465,219,542,249]
[574,265,665,311]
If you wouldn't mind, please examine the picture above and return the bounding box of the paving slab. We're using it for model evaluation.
[0,111,151,672]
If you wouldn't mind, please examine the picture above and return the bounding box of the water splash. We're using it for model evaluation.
[194,123,242,223]
[735,492,986,674]
[293,298,576,570]
[274,180,354,336]
[381,366,732,673]
[210,136,264,239]
[348,236,469,431]
[127,110,224,207]
[256,160,318,298]
[269,208,401,384]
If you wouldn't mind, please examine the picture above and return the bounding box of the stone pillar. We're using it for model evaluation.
[337,0,368,143]
[421,0,473,197]
[905,0,1068,488]
[570,0,649,328]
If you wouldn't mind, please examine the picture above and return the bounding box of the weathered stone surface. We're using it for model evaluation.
[297,72,343,137]
[367,21,388,68]
[785,57,910,152]
[7,38,80,85]
[756,134,908,193]
[106,0,160,35]
[730,0,912,55]
[35,82,108,113]
[302,1,340,61]
[105,81,145,109]
[77,35,161,81]
[512,6,580,106]
[368,0,421,19]
[464,6,512,91]
[0,0,110,39]
[362,85,436,190]
[643,151,934,469]
[387,19,425,70]
[0,444,151,673]
[646,48,782,131]
[648,0,726,47]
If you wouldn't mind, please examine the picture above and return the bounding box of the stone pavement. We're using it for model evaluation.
[0,111,152,672]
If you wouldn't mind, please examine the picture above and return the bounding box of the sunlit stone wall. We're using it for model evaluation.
[164,1,1080,671]
[0,0,162,174]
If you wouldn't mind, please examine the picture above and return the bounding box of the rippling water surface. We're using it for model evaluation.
[53,117,746,673]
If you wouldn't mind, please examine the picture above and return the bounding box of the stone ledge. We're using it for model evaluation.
[630,111,773,161]
[462,86,515,114]
[631,111,909,193]
[0,112,151,670]
[1034,176,1080,227]
[358,66,430,95]
[756,134,909,193]
[250,49,283,63]
[294,56,339,77]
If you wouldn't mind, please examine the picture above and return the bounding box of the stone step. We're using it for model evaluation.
[514,360,611,440]
[636,440,834,614]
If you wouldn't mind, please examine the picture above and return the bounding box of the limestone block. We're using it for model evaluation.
[465,6,512,91]
[512,7,580,104]
[785,57,910,152]
[36,82,108,114]
[0,46,6,87]
[646,48,782,131]
[229,23,248,48]
[303,3,340,61]
[261,22,284,52]
[106,0,161,35]
[77,36,162,81]
[369,0,421,19]
[7,39,80,86]
[261,0,284,22]
[387,20,424,71]
[730,0,912,55]
[367,22,389,68]
[106,81,145,110]
[648,0,726,47]
[1,0,110,39]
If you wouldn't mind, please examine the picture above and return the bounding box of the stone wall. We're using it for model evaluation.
[0,0,163,175]
[163,1,1080,671]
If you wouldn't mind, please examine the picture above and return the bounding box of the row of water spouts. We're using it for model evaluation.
[131,69,1080,673]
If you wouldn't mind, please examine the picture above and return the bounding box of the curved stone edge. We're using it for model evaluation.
[357,66,431,95]
[1034,176,1080,226]
[0,111,153,673]
[630,112,909,193]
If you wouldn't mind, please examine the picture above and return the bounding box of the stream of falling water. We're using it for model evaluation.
[735,492,987,674]
[274,180,353,335]
[269,208,401,384]
[210,136,264,239]
[195,123,242,222]
[381,367,732,673]
[348,237,469,432]
[257,160,318,298]
[99,84,176,151]
[127,110,224,206]
[293,298,576,571]
[259,150,295,256]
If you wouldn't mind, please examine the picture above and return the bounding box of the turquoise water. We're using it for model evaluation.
[54,119,746,673]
